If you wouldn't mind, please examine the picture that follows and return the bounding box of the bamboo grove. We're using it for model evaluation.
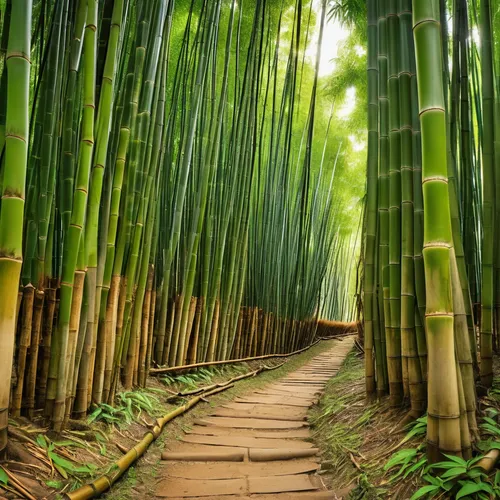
[362,0,500,461]
[0,0,358,451]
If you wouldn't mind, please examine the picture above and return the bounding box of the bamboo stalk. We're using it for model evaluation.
[0,0,32,453]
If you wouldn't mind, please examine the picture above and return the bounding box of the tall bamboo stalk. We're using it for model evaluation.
[479,0,495,388]
[0,0,31,453]
[413,0,469,461]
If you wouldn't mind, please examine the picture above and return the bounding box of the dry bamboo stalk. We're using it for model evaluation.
[144,288,156,386]
[38,285,57,408]
[25,289,44,417]
[181,296,198,364]
[187,296,203,365]
[138,268,153,386]
[65,270,86,418]
[102,276,120,403]
[206,299,220,362]
[11,285,35,416]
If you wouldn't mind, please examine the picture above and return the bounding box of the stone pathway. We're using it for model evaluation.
[155,337,355,499]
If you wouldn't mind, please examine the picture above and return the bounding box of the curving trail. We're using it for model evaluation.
[154,337,355,499]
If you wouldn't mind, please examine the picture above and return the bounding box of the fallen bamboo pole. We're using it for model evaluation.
[171,362,285,397]
[475,448,500,472]
[150,338,326,375]
[318,330,358,341]
[65,362,285,500]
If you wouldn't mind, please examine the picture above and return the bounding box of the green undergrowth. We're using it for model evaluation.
[383,415,500,500]
[311,355,500,500]
[309,350,386,497]
[160,362,249,388]
[87,362,259,429]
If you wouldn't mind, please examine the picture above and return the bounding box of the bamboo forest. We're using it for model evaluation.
[0,0,499,498]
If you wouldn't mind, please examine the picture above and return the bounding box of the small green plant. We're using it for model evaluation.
[384,447,427,483]
[36,435,96,479]
[119,390,161,417]
[348,473,387,499]
[45,479,64,489]
[160,364,249,388]
[487,378,500,400]
[88,390,162,426]
[492,471,500,497]
[87,402,131,425]
[411,455,493,500]
[479,408,500,438]
[383,415,429,483]
[477,409,500,454]
[400,415,427,445]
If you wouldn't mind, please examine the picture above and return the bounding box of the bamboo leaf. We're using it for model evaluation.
[456,482,491,499]
[410,485,440,500]
[442,454,467,466]
[440,467,467,479]
[0,468,8,485]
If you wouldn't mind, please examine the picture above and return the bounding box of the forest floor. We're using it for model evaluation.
[311,350,500,499]
[0,337,347,499]
[7,335,499,500]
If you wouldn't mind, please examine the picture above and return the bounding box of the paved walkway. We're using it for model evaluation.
[155,337,355,499]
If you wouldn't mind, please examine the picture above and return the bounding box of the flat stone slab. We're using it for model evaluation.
[248,492,334,499]
[248,474,318,494]
[235,395,313,407]
[265,384,322,392]
[284,376,331,381]
[161,448,245,462]
[251,390,317,400]
[165,493,335,500]
[181,434,313,449]
[156,478,246,497]
[186,426,310,439]
[163,460,320,480]
[249,447,319,461]
[213,407,306,421]
[196,416,309,429]
[252,388,317,397]
[278,381,324,385]
[222,402,307,416]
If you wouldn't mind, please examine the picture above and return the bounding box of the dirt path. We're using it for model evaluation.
[154,337,355,499]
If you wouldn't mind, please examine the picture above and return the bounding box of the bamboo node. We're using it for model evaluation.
[424,312,453,318]
[422,175,448,184]
[412,18,440,30]
[423,241,451,249]
[427,411,461,420]
[418,105,445,116]
[6,50,31,63]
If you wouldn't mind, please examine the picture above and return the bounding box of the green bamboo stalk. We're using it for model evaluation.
[387,0,403,405]
[479,0,495,388]
[399,0,424,417]
[377,0,391,396]
[413,0,469,461]
[84,0,124,405]
[364,0,378,396]
[51,0,97,431]
[0,0,31,453]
